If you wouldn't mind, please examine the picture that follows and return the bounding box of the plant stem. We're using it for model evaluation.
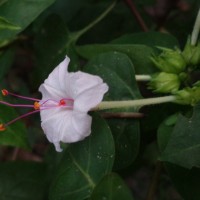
[145,161,162,200]
[135,75,151,81]
[123,0,148,32]
[94,95,176,110]
[101,112,144,118]
[10,148,19,161]
[74,1,116,40]
[191,7,200,45]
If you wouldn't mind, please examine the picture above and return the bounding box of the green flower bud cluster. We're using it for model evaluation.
[149,47,188,94]
[148,72,180,94]
[182,37,200,66]
[151,47,186,74]
[148,42,200,106]
[174,81,200,106]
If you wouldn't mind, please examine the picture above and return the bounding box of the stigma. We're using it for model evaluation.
[0,89,74,131]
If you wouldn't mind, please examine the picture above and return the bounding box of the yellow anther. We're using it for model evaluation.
[0,124,6,131]
[34,102,40,110]
[1,89,8,96]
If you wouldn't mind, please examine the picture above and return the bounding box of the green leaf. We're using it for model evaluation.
[84,52,142,103]
[90,173,134,200]
[158,113,200,200]
[0,48,15,80]
[161,105,200,168]
[49,114,115,200]
[84,52,141,169]
[0,104,29,149]
[108,119,140,170]
[48,0,87,23]
[33,14,79,88]
[0,0,7,6]
[33,15,69,86]
[77,44,155,74]
[157,113,178,152]
[166,164,200,200]
[155,82,200,198]
[0,16,21,30]
[0,162,47,200]
[111,31,179,49]
[0,0,55,40]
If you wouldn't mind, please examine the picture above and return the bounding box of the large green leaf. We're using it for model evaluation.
[0,0,55,41]
[0,162,47,200]
[111,31,179,49]
[77,44,155,74]
[0,104,29,149]
[161,105,200,168]
[84,52,140,169]
[141,104,182,142]
[48,0,88,23]
[108,119,140,170]
[90,173,134,200]
[157,113,178,152]
[33,14,79,88]
[166,164,200,200]
[84,52,142,103]
[77,32,180,75]
[0,48,15,80]
[0,16,20,30]
[33,15,69,87]
[158,114,200,200]
[49,114,115,200]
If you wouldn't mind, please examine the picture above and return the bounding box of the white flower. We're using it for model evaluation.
[38,56,108,152]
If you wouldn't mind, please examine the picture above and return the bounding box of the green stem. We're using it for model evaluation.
[191,7,200,45]
[145,161,162,200]
[94,95,176,110]
[123,0,148,32]
[135,75,151,81]
[73,1,116,41]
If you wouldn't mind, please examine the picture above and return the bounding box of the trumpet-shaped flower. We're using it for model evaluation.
[0,56,108,152]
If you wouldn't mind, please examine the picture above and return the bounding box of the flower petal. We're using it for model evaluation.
[67,71,108,112]
[39,56,71,99]
[68,71,104,98]
[39,84,65,102]
[40,108,92,152]
[74,83,108,112]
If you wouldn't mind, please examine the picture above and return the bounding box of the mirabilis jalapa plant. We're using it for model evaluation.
[1,7,200,153]
[1,2,200,200]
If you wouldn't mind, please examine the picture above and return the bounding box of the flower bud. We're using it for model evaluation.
[148,72,180,94]
[151,48,186,74]
[174,81,200,105]
[174,88,193,105]
[182,38,200,66]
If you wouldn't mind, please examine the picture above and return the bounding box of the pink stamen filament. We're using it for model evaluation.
[40,99,59,106]
[40,98,74,106]
[3,105,73,127]
[41,105,73,109]
[4,109,41,127]
[62,98,74,101]
[0,89,75,129]
[0,100,34,108]
[6,91,40,102]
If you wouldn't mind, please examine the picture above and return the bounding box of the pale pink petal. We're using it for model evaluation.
[39,57,71,99]
[40,108,92,152]
[74,83,108,112]
[39,84,65,101]
[68,71,104,99]
[64,111,92,141]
